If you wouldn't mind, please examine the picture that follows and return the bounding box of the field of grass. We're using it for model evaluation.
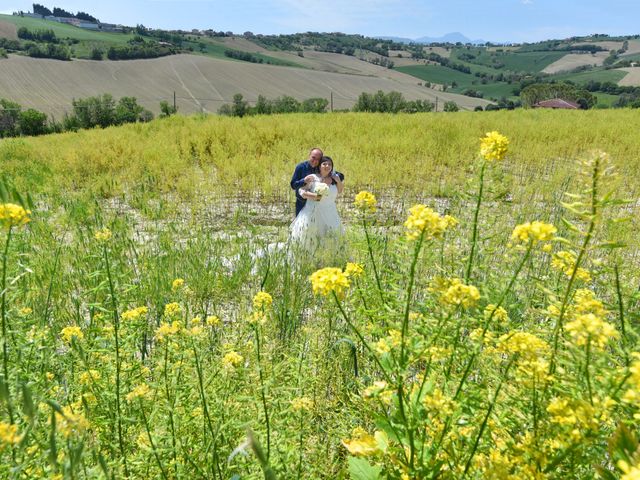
[1,110,639,478]
[550,68,628,84]
[451,48,566,73]
[396,64,516,99]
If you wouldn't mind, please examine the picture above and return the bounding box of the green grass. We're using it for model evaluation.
[0,13,133,43]
[550,68,628,84]
[450,48,566,73]
[593,93,619,107]
[396,64,516,100]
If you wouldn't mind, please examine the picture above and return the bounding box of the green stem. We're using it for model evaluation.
[585,338,593,405]
[362,217,385,305]
[549,159,600,374]
[614,262,626,341]
[163,343,179,478]
[140,399,169,480]
[465,160,486,283]
[463,356,516,476]
[102,243,128,477]
[254,323,271,461]
[1,227,14,424]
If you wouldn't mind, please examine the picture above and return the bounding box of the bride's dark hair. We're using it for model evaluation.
[321,156,333,169]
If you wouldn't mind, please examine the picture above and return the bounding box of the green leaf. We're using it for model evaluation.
[348,457,382,480]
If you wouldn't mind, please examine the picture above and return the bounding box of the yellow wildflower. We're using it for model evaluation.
[222,351,243,369]
[0,203,31,229]
[344,262,364,278]
[155,321,181,341]
[60,326,84,344]
[55,406,89,438]
[0,422,21,448]
[484,304,508,323]
[253,291,273,310]
[342,427,387,457]
[511,221,556,245]
[248,311,267,326]
[622,353,640,407]
[354,191,377,213]
[573,289,606,317]
[565,313,618,349]
[19,307,33,316]
[126,384,152,402]
[423,388,455,417]
[497,331,549,361]
[309,267,351,297]
[94,227,112,242]
[551,251,592,282]
[374,338,391,355]
[163,302,181,318]
[121,306,148,321]
[404,204,457,241]
[79,370,101,385]
[206,315,221,327]
[171,278,185,291]
[479,131,509,162]
[291,397,314,412]
[619,460,640,480]
[437,278,480,308]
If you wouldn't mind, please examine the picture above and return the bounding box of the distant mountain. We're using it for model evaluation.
[377,32,487,45]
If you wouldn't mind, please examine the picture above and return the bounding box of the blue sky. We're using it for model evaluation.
[3,0,638,43]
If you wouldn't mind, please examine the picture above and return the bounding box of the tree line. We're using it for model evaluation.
[32,3,99,23]
[0,94,167,138]
[216,91,462,116]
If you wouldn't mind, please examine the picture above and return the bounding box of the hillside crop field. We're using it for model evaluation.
[0,54,488,117]
[1,110,640,479]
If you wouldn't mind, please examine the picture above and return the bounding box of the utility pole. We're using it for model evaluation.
[173,91,176,111]
[435,96,438,112]
[330,91,333,112]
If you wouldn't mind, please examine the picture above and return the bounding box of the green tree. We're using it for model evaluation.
[18,108,48,136]
[231,94,248,117]
[72,94,116,128]
[0,99,21,137]
[115,97,144,124]
[443,101,459,112]
[159,100,177,117]
[91,47,104,60]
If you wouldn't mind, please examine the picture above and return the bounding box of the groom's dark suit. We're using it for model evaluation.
[290,161,344,216]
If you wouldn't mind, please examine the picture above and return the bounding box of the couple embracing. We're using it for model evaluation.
[289,147,345,253]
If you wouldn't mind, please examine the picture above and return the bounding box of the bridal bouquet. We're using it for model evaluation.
[313,182,329,199]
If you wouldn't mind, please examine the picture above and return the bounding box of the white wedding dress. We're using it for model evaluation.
[290,176,343,253]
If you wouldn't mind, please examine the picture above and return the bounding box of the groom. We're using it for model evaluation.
[290,147,344,216]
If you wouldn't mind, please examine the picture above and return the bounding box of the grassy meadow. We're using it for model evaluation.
[1,110,640,478]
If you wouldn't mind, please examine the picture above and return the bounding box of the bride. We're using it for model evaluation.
[290,156,344,253]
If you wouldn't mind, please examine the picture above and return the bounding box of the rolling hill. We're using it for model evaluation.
[0,53,489,117]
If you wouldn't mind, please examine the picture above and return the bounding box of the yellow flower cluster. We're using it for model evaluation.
[546,396,613,441]
[362,381,393,405]
[0,203,31,229]
[171,278,185,291]
[60,326,84,344]
[155,321,182,341]
[496,331,549,361]
[565,313,618,349]
[164,302,181,318]
[354,191,377,213]
[622,353,640,409]
[19,307,33,316]
[344,262,364,278]
[291,397,314,412]
[222,351,243,369]
[619,460,640,480]
[479,131,509,162]
[404,204,457,241]
[126,383,152,402]
[206,315,221,327]
[511,221,557,245]
[422,388,455,417]
[55,406,90,438]
[484,304,509,323]
[0,421,22,448]
[430,278,480,308]
[309,267,351,297]
[121,306,148,321]
[94,228,112,242]
[253,291,273,310]
[341,427,388,457]
[79,370,101,385]
[551,251,592,282]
